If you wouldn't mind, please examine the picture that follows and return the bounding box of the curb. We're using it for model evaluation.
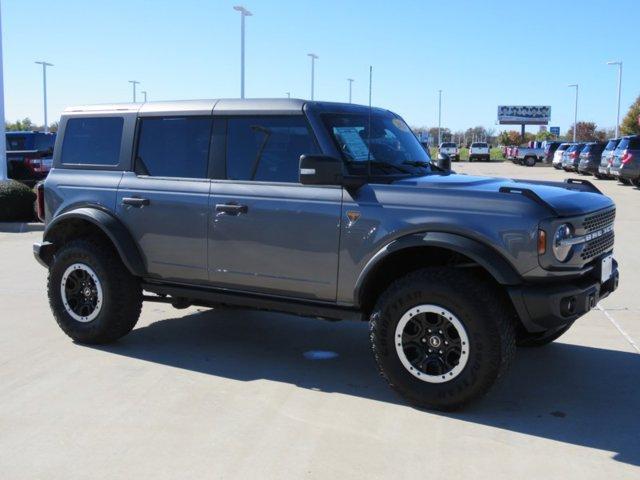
[0,222,44,233]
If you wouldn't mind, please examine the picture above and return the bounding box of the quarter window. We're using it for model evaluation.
[135,117,212,178]
[61,117,123,166]
[225,116,318,183]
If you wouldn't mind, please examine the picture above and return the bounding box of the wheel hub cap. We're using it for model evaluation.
[394,305,470,383]
[60,263,103,323]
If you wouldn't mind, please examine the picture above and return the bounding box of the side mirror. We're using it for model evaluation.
[436,152,452,172]
[299,155,343,186]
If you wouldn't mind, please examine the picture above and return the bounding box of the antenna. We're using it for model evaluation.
[366,65,373,180]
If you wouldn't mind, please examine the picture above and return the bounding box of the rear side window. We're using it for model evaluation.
[225,116,318,183]
[61,117,123,166]
[34,134,55,152]
[616,138,629,151]
[604,140,619,151]
[558,143,570,151]
[135,117,212,178]
[6,135,26,150]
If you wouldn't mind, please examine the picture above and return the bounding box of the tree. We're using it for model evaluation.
[498,130,521,145]
[620,94,640,135]
[565,122,600,142]
[535,130,554,141]
[6,118,35,131]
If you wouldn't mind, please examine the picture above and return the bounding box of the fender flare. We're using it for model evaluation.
[354,231,523,305]
[44,207,146,276]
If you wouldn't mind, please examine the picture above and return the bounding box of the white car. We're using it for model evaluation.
[469,142,490,162]
[552,143,573,170]
[439,142,459,161]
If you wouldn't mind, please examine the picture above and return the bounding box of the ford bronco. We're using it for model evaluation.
[33,99,619,410]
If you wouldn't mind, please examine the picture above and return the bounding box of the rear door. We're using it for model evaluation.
[116,116,213,282]
[208,115,342,301]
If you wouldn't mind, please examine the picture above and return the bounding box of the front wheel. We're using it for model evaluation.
[48,238,143,344]
[369,268,516,411]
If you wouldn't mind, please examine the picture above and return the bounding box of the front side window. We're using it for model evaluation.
[135,117,212,178]
[322,112,431,176]
[61,117,123,166]
[226,116,318,183]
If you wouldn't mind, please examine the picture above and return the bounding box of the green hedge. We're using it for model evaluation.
[0,179,36,222]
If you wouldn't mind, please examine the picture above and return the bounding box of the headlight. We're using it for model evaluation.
[552,223,573,262]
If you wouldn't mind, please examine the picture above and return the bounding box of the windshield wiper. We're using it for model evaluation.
[402,160,431,168]
[369,160,412,174]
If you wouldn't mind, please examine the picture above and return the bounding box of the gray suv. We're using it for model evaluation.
[33,99,619,410]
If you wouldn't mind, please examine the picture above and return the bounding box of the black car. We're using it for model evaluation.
[6,131,56,186]
[577,142,606,175]
[562,143,586,171]
[597,138,621,179]
[610,135,640,186]
[542,141,562,164]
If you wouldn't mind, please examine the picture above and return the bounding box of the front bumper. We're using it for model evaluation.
[508,260,619,332]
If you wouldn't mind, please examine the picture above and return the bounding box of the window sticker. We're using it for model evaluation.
[392,118,410,132]
[333,127,371,161]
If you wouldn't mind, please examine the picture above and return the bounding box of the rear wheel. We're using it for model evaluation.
[524,157,536,167]
[48,238,142,344]
[369,268,516,411]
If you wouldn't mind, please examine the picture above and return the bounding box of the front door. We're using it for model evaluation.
[116,116,213,282]
[208,116,342,301]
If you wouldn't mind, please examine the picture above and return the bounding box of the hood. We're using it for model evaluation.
[391,173,614,217]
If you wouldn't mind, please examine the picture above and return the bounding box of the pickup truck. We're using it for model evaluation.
[6,131,56,186]
[33,98,619,411]
[513,145,545,167]
[438,142,459,161]
[469,142,490,162]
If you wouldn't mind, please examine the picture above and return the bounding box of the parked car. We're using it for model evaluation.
[439,142,459,161]
[33,99,619,411]
[610,135,640,185]
[542,141,563,164]
[552,143,573,169]
[562,143,586,171]
[514,145,544,166]
[469,142,490,162]
[6,131,56,186]
[597,139,621,179]
[577,142,606,175]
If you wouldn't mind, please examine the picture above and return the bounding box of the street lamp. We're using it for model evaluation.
[607,61,623,139]
[438,90,442,145]
[568,84,579,142]
[307,53,318,100]
[0,1,6,181]
[347,78,354,103]
[128,80,140,103]
[35,61,53,133]
[141,91,148,103]
[285,92,290,98]
[233,6,252,99]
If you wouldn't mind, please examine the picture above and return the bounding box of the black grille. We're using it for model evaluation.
[583,208,616,233]
[581,232,615,260]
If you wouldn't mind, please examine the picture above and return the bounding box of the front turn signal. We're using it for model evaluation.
[538,229,547,255]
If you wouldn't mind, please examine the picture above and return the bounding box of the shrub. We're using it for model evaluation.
[0,179,36,222]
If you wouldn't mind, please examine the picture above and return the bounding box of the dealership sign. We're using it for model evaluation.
[497,105,551,125]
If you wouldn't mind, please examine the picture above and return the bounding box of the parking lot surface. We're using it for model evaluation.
[1,162,638,479]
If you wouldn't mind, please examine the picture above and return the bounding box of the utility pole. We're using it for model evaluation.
[347,78,354,103]
[35,61,53,133]
[568,84,578,142]
[141,91,147,102]
[307,53,318,100]
[438,90,442,145]
[129,80,140,103]
[0,1,7,181]
[607,61,623,138]
[285,92,290,98]
[233,6,252,99]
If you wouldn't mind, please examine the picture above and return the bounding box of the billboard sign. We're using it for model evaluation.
[497,105,551,125]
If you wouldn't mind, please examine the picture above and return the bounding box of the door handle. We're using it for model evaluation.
[215,203,248,215]
[122,197,150,207]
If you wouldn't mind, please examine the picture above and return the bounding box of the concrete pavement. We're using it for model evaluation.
[0,162,638,479]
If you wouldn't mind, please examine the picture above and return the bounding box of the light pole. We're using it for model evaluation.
[35,61,53,133]
[347,78,354,103]
[141,91,148,102]
[438,89,442,145]
[129,80,140,103]
[0,1,7,181]
[607,61,623,138]
[307,53,318,100]
[233,6,252,99]
[568,84,578,142]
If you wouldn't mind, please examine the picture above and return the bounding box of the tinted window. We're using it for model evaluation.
[136,117,212,178]
[441,142,455,148]
[616,138,629,151]
[557,143,571,151]
[226,116,318,183]
[6,135,26,150]
[604,140,619,151]
[471,143,487,148]
[61,117,123,165]
[34,134,55,152]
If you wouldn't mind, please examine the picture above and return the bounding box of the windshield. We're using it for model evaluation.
[322,112,431,176]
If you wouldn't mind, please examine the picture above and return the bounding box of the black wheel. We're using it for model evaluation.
[524,157,536,167]
[369,268,516,411]
[619,178,631,185]
[48,238,142,344]
[517,323,572,347]
[594,173,603,179]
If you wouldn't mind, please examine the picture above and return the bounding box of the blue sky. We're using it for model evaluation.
[3,0,639,134]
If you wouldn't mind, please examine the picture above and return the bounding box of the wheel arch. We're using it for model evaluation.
[354,232,522,316]
[42,207,146,277]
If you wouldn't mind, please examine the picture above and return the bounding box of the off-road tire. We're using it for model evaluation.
[524,157,536,167]
[517,323,572,347]
[48,238,142,344]
[369,268,516,411]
